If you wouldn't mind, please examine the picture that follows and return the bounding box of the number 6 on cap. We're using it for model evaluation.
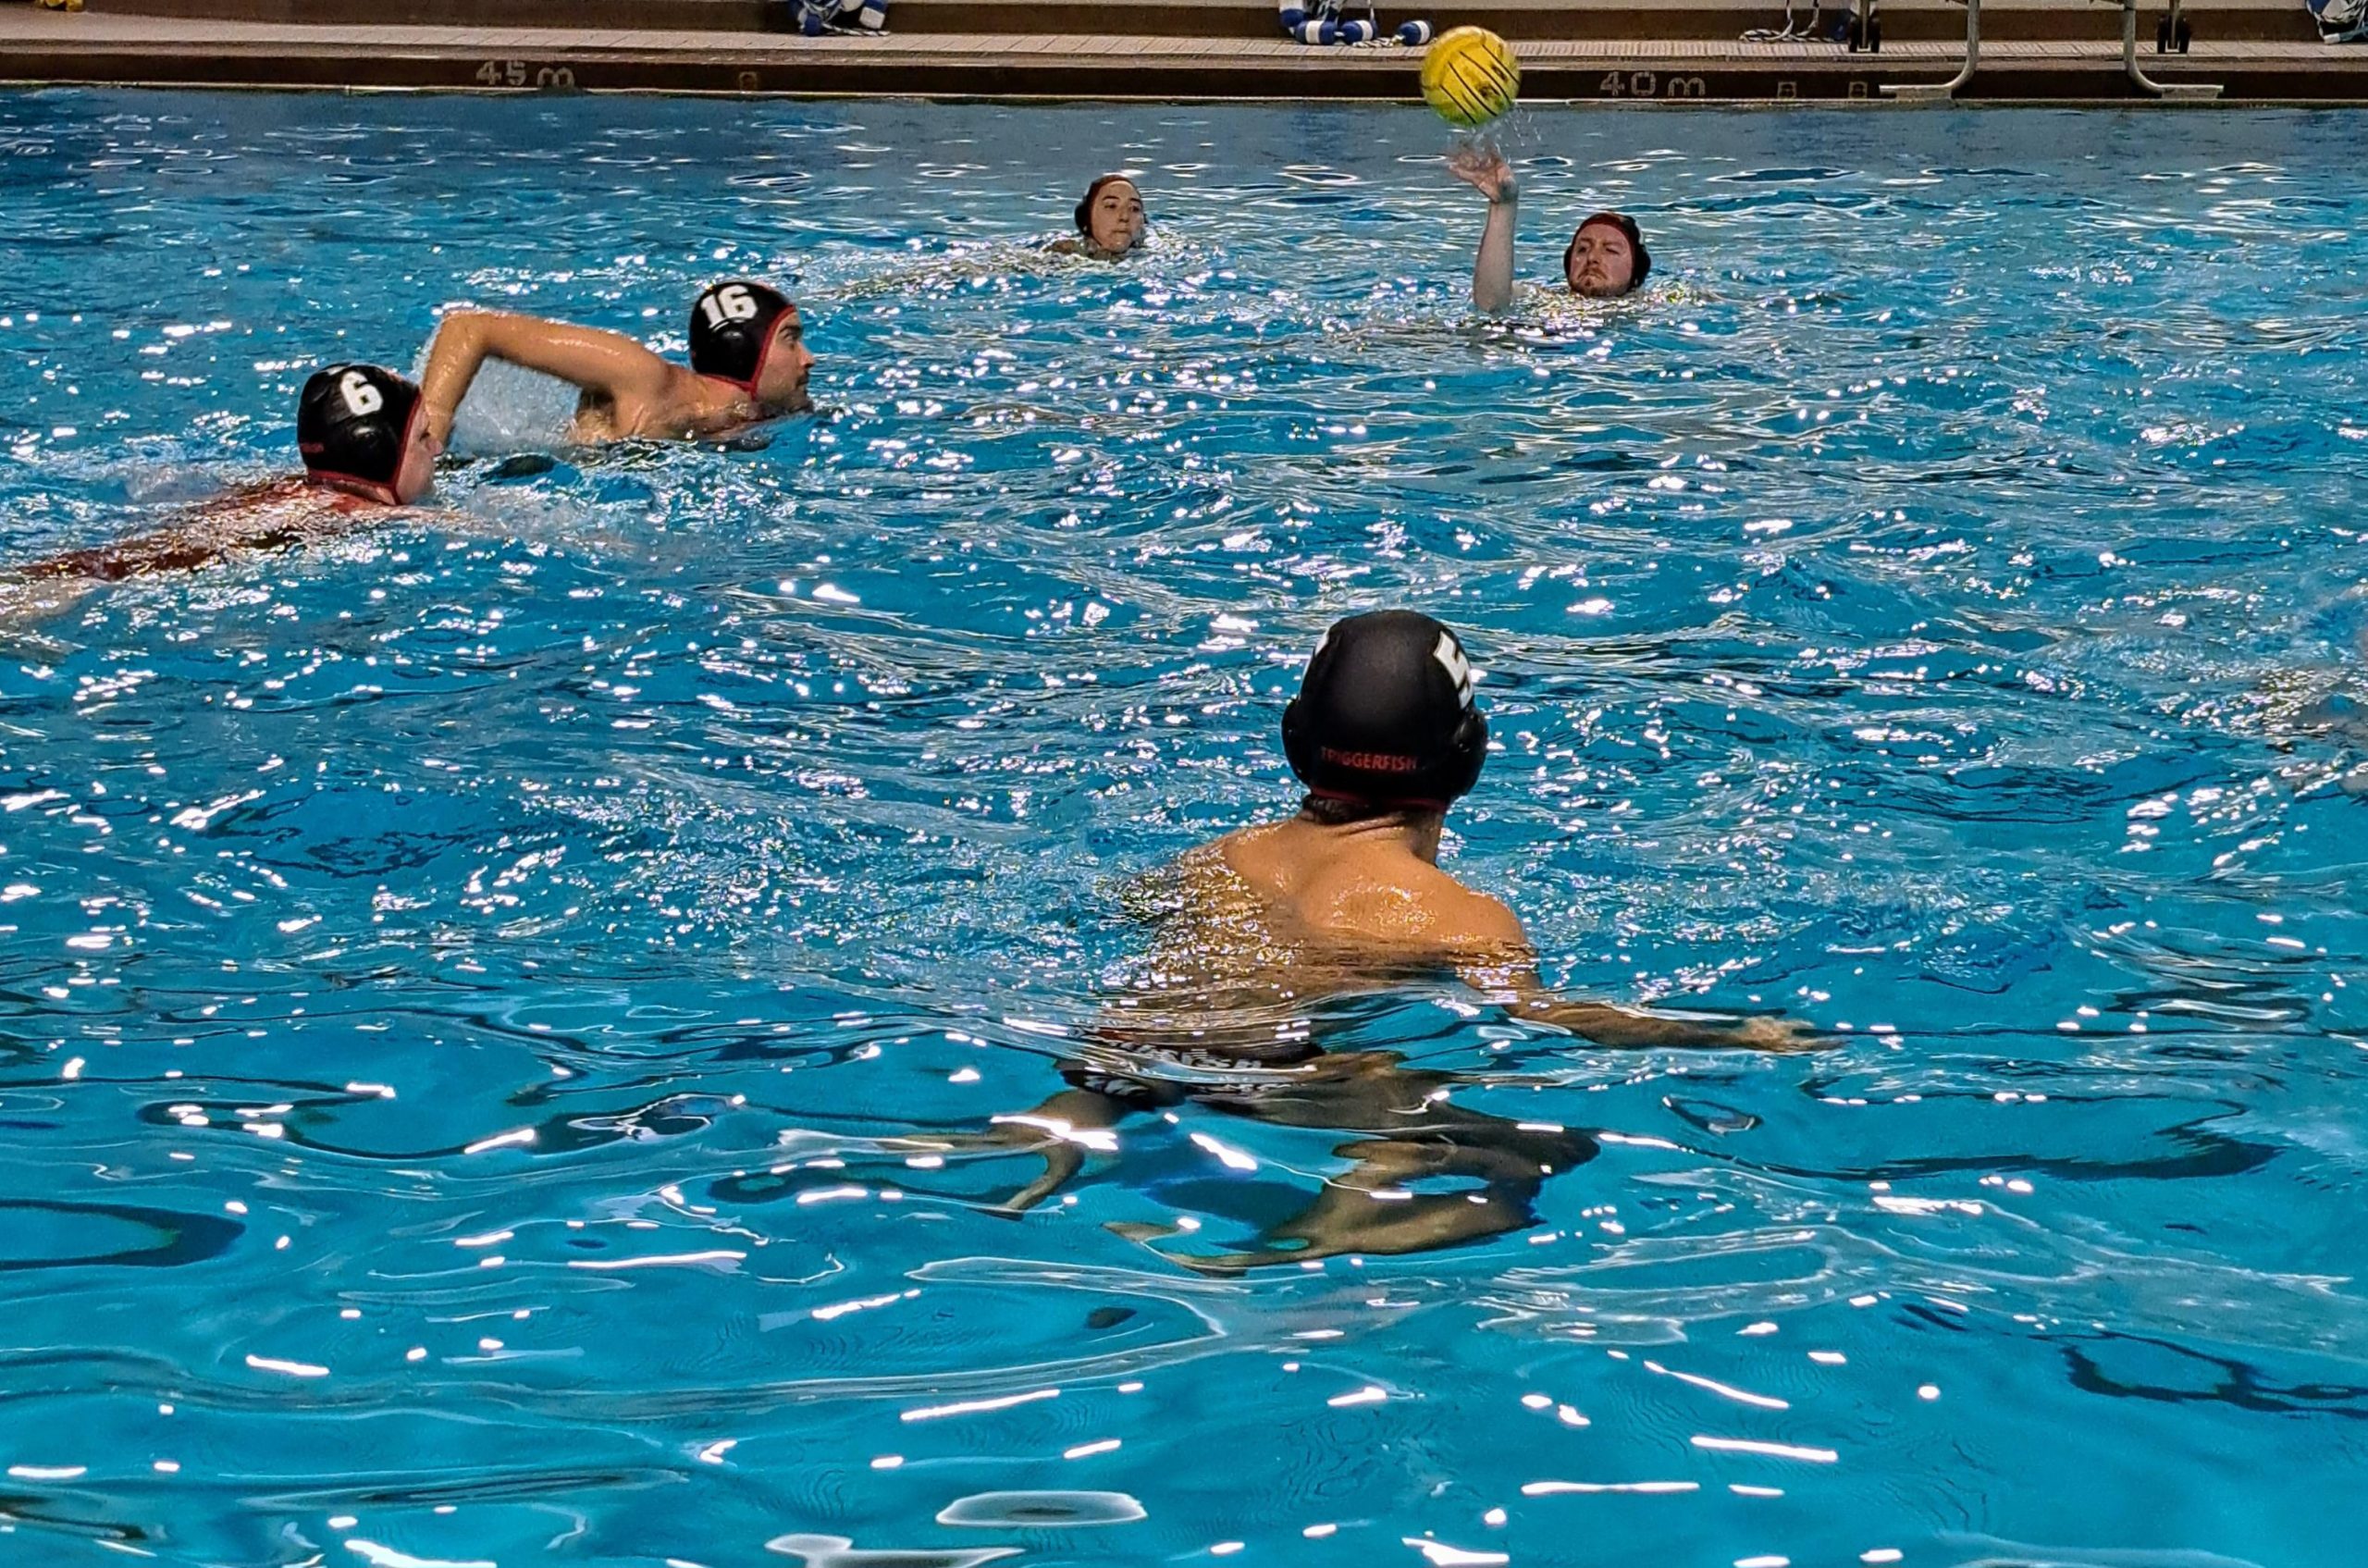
[339,370,384,418]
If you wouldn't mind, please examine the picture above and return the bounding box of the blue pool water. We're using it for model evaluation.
[2,89,2365,1567]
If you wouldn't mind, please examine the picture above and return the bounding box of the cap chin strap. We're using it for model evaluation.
[304,469,401,505]
[701,315,782,401]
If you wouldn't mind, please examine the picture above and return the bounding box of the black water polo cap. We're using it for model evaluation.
[688,279,795,391]
[1283,611,1488,809]
[297,364,421,499]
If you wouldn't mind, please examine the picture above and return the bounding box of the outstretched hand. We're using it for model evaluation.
[1447,142,1517,203]
[1726,1015,1830,1054]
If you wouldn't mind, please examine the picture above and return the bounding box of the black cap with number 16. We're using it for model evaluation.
[688,279,794,393]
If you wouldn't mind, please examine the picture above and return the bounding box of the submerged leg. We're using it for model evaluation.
[1123,1064,1598,1271]
[887,1086,1132,1214]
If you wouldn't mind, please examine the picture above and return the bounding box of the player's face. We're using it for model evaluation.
[1567,226,1636,297]
[756,309,815,409]
[1089,181,1146,253]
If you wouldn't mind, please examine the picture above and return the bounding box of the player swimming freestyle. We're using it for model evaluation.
[3,364,438,611]
[416,279,815,446]
[1050,173,1149,259]
[897,611,1813,1267]
[1448,142,1652,313]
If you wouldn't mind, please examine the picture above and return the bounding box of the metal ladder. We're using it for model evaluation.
[1877,0,2222,100]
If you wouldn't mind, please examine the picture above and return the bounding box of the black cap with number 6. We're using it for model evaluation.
[689,279,794,393]
[298,364,422,501]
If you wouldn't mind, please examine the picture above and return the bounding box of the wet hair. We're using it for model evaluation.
[1074,173,1143,239]
[1299,793,1426,826]
[688,279,796,393]
[1282,610,1487,810]
[297,364,422,500]
[1563,211,1652,294]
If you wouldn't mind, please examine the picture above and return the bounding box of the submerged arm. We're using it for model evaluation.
[893,1086,1128,1214]
[418,311,677,444]
[8,482,340,599]
[1466,951,1819,1051]
[1439,895,1817,1051]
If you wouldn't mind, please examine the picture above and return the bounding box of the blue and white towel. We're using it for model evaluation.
[2311,0,2368,43]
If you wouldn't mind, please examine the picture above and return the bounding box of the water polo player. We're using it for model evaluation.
[898,611,1811,1264]
[1448,144,1652,311]
[5,364,437,602]
[1169,608,1749,1039]
[1054,173,1148,259]
[417,280,814,446]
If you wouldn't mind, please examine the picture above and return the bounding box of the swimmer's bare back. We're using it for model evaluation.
[23,480,365,579]
[1191,815,1814,1053]
[422,311,768,445]
[0,480,391,625]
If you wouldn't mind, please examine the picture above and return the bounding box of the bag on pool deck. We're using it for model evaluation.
[796,0,885,34]
[1276,0,1434,46]
[2309,0,2368,42]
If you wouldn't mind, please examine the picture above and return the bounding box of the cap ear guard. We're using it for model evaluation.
[1282,693,1315,786]
[1435,706,1488,801]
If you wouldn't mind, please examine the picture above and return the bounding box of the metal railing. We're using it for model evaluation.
[1863,0,2222,100]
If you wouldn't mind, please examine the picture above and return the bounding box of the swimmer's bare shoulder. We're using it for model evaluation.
[1212,820,1528,961]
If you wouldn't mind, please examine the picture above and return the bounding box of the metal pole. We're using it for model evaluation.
[2125,0,2221,97]
[1884,0,1978,98]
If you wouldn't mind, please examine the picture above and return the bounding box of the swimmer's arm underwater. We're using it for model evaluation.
[418,311,677,444]
[1504,986,1814,1052]
[885,1086,1128,1216]
[1437,893,1817,1051]
[1449,144,1519,315]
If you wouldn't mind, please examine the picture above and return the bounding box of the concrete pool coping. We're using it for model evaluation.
[2,3,2363,102]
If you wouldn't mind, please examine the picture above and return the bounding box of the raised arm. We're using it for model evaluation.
[418,310,677,445]
[1448,143,1519,315]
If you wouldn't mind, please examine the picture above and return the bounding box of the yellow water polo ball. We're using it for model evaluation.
[1420,27,1521,130]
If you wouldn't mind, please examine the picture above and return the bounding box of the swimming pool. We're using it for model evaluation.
[2,89,2365,1567]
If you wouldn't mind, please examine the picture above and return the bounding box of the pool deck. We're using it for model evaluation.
[2,0,2362,101]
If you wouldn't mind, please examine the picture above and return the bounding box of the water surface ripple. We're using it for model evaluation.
[0,93,2363,1568]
